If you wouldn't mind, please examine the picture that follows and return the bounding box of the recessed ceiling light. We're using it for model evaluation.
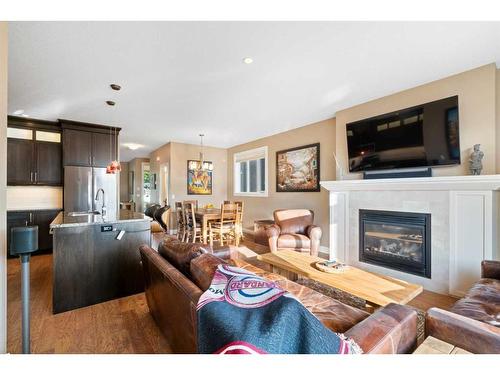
[106,100,116,106]
[243,57,253,64]
[110,84,121,91]
[123,143,143,151]
[13,109,24,115]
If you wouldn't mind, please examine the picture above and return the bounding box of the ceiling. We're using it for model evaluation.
[8,21,500,161]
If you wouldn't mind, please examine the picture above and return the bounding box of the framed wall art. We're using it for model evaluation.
[276,143,320,192]
[187,160,213,195]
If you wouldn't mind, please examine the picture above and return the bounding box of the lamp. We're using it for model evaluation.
[106,84,122,174]
[191,134,213,172]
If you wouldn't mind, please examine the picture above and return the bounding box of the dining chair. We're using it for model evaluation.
[208,202,239,247]
[183,200,198,210]
[175,202,186,242]
[183,201,202,243]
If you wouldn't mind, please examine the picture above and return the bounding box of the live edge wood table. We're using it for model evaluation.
[257,249,423,310]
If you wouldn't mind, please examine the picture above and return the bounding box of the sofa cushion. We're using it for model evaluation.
[190,253,227,291]
[277,234,311,249]
[451,278,500,327]
[158,237,210,276]
[465,279,500,305]
[275,279,370,333]
[451,298,500,327]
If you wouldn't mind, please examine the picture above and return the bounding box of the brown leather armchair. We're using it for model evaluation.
[266,209,322,256]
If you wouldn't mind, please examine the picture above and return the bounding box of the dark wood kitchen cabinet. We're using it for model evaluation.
[92,132,117,167]
[35,141,63,185]
[62,128,93,166]
[7,209,61,256]
[7,138,34,185]
[61,120,120,168]
[7,116,62,186]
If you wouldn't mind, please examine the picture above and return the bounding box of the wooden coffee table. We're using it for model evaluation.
[257,249,423,308]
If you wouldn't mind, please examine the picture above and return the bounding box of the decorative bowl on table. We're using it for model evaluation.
[315,260,348,273]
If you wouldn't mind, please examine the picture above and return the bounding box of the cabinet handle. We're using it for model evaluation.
[25,220,28,226]
[30,172,33,182]
[29,212,33,223]
[34,172,37,183]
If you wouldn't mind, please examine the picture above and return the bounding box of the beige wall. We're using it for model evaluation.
[119,161,129,202]
[336,63,498,178]
[227,118,336,248]
[0,21,7,354]
[128,157,150,212]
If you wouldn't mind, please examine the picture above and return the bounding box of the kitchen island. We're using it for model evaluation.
[50,210,151,313]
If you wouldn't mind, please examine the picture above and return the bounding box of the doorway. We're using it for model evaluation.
[159,163,169,206]
[141,162,151,211]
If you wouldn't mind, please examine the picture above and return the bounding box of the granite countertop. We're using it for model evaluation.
[50,210,151,228]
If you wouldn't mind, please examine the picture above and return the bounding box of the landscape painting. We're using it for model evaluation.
[187,160,213,195]
[276,143,320,192]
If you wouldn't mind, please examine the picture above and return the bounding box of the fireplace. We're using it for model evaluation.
[359,209,431,278]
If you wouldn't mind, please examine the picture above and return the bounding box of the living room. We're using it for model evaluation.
[1,1,500,372]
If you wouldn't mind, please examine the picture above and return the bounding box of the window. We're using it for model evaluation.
[234,146,268,197]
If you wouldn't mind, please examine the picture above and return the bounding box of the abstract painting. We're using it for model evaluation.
[187,160,213,195]
[276,143,320,192]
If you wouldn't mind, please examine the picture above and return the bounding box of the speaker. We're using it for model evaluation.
[363,167,432,180]
[10,226,38,256]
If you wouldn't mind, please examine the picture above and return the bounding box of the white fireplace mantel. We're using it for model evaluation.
[320,174,500,297]
[321,174,500,192]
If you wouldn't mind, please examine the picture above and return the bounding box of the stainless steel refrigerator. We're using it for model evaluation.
[64,166,118,214]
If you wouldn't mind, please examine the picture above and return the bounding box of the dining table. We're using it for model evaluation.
[194,207,223,244]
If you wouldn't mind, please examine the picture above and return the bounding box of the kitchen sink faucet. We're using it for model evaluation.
[95,188,107,219]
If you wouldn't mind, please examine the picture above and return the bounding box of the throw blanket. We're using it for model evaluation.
[197,264,362,354]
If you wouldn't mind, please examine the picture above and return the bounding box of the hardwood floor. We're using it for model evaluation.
[7,236,457,353]
[7,254,171,354]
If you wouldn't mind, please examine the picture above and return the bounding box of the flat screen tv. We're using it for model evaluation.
[346,96,460,172]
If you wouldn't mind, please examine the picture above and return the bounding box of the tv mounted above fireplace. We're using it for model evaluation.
[346,95,460,172]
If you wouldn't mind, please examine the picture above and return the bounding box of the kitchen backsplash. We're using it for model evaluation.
[7,186,63,211]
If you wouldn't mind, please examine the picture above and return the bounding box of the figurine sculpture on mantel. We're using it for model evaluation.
[469,144,484,175]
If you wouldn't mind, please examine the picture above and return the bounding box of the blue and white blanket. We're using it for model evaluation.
[197,264,362,354]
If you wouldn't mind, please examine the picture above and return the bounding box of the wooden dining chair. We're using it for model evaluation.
[183,200,198,210]
[175,202,187,242]
[208,202,240,247]
[183,201,202,243]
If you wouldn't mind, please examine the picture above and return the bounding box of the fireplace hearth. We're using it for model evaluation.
[359,209,431,278]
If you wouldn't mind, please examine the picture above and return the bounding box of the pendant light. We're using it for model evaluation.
[106,84,122,174]
[190,134,213,172]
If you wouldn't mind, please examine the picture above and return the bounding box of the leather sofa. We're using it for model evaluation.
[140,237,417,354]
[266,209,322,256]
[426,260,500,353]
